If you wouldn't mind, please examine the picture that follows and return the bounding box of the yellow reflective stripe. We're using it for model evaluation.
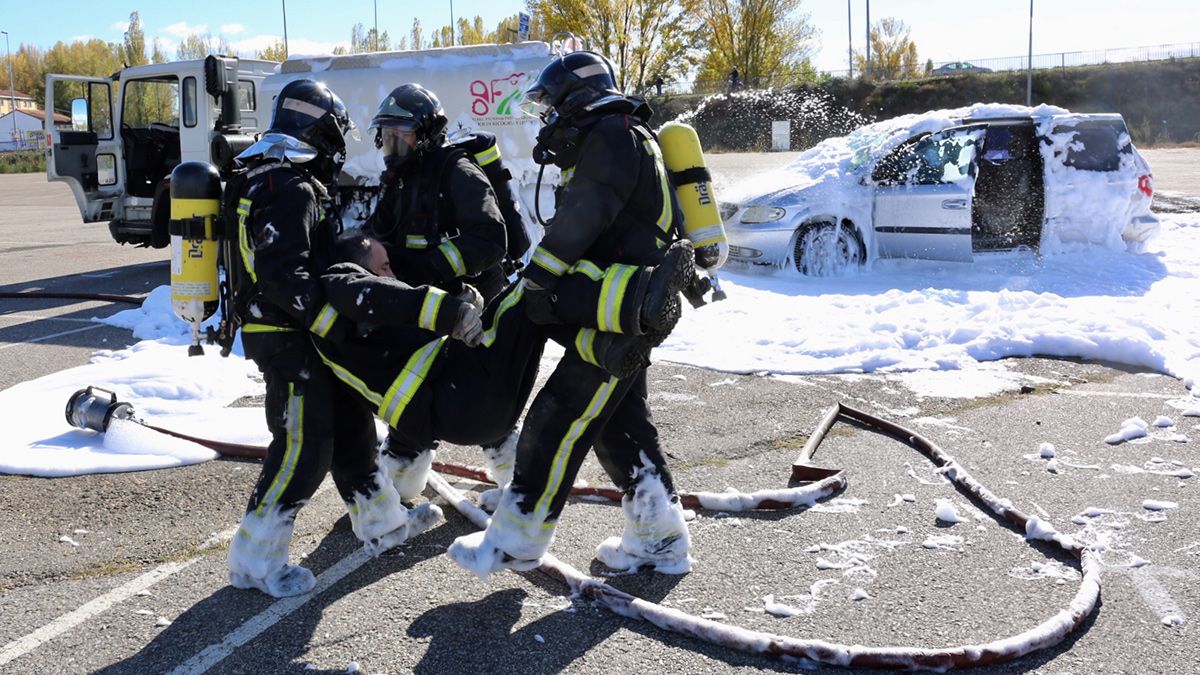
[688,224,726,248]
[379,337,445,427]
[474,144,501,167]
[568,259,604,281]
[531,246,569,277]
[419,287,447,332]
[406,234,430,249]
[534,377,620,516]
[643,139,673,236]
[481,284,524,347]
[256,382,303,515]
[308,303,338,338]
[597,264,636,333]
[497,506,558,535]
[237,198,257,283]
[314,345,383,407]
[561,166,575,185]
[242,323,300,333]
[438,240,467,277]
[575,328,599,367]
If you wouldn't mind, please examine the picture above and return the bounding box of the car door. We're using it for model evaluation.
[871,125,986,262]
[45,74,123,223]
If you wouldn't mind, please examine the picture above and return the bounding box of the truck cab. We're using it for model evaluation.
[45,58,276,247]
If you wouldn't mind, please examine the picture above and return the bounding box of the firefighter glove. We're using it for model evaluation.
[452,303,484,347]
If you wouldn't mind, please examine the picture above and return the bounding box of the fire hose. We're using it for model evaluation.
[66,388,1099,669]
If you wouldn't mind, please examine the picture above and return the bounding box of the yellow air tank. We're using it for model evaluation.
[658,121,728,271]
[169,161,222,356]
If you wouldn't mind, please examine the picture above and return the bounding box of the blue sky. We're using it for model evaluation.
[2,0,1196,72]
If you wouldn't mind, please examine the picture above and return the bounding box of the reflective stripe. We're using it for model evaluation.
[406,234,431,249]
[256,382,303,515]
[575,328,599,367]
[242,323,300,333]
[687,223,726,248]
[314,345,383,407]
[642,139,674,237]
[379,337,445,427]
[531,246,569,277]
[419,287,447,332]
[572,63,609,79]
[481,284,524,347]
[597,264,636,333]
[237,198,257,283]
[561,166,575,186]
[534,377,619,516]
[474,144,501,167]
[568,259,604,281]
[308,303,338,338]
[438,240,467,277]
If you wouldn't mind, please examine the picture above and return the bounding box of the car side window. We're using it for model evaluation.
[874,128,984,186]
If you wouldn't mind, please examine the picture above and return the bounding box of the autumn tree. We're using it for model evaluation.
[854,17,921,81]
[42,39,124,111]
[530,0,700,94]
[695,0,818,89]
[350,23,391,53]
[257,39,288,62]
[411,19,424,51]
[176,33,232,60]
[493,12,546,43]
[122,11,148,67]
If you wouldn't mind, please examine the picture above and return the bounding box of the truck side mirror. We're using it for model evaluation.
[205,55,242,132]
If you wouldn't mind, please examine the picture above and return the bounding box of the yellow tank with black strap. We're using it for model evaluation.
[169,161,222,356]
[658,121,728,271]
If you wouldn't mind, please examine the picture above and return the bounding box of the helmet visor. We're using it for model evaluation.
[379,126,417,159]
[520,83,552,120]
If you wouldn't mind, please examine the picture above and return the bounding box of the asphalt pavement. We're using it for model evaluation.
[0,154,1197,674]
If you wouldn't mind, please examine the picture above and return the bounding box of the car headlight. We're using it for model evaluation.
[739,206,787,224]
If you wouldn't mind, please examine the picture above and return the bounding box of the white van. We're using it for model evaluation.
[45,42,554,247]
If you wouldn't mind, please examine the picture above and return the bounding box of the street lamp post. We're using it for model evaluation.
[1026,0,1034,105]
[281,0,289,59]
[865,0,871,79]
[2,31,18,149]
[450,0,455,47]
[373,0,378,51]
[847,0,853,78]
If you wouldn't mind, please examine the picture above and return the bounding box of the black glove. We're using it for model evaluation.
[522,278,559,325]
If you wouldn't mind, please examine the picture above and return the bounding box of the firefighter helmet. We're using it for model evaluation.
[369,84,448,163]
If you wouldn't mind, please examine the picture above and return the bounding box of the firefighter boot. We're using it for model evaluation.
[595,466,694,574]
[379,443,434,501]
[479,427,519,512]
[346,470,444,556]
[637,239,696,335]
[228,506,317,598]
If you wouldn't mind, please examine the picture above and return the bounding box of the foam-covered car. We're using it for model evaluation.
[722,104,1159,275]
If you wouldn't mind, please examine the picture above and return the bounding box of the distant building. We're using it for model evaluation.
[1,108,71,151]
[0,89,38,115]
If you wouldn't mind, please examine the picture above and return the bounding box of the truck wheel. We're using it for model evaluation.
[792,220,865,276]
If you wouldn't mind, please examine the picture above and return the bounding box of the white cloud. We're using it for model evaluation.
[221,23,246,35]
[163,21,208,38]
[228,35,348,58]
[111,21,129,31]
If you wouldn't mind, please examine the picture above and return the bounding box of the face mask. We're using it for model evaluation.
[378,126,417,160]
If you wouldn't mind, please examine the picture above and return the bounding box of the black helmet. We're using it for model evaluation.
[369,84,448,164]
[268,79,355,159]
[523,51,621,121]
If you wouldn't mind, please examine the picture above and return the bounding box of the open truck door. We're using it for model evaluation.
[45,74,123,224]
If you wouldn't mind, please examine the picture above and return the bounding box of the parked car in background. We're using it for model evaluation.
[721,104,1158,276]
[932,61,994,75]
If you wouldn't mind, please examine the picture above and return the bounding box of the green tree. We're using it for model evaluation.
[176,33,232,60]
[411,19,424,51]
[257,39,289,62]
[493,12,546,43]
[151,39,168,64]
[530,0,700,94]
[122,11,148,67]
[695,0,818,89]
[854,17,921,81]
[43,39,124,111]
[350,23,391,53]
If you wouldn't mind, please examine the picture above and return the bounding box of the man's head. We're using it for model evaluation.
[369,84,448,170]
[522,51,622,125]
[336,234,395,278]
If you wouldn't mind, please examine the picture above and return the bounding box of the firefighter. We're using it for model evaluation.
[364,83,521,501]
[447,51,699,578]
[224,79,442,598]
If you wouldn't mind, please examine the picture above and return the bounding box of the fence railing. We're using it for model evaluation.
[664,41,1200,95]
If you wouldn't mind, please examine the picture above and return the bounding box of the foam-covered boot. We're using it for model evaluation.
[448,489,551,579]
[228,506,316,598]
[637,240,695,335]
[479,428,519,512]
[595,469,694,574]
[346,471,444,556]
[378,446,434,501]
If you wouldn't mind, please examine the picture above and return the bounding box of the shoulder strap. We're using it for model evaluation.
[628,120,683,245]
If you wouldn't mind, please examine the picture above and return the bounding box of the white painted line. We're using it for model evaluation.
[168,549,372,675]
[0,323,108,350]
[1056,390,1176,400]
[1115,566,1191,626]
[0,314,103,324]
[0,560,198,667]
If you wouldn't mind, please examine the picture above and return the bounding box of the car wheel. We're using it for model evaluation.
[792,221,865,276]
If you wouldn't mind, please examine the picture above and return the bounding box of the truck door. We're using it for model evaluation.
[871,125,985,262]
[45,75,122,222]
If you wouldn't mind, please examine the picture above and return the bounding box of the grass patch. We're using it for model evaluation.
[0,149,46,174]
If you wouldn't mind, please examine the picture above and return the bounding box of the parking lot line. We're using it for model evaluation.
[0,313,100,324]
[0,323,108,350]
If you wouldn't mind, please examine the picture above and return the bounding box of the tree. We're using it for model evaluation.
[43,39,124,111]
[530,0,700,94]
[493,12,547,43]
[350,23,391,53]
[257,39,288,62]
[411,19,424,51]
[853,17,921,81]
[695,0,818,89]
[176,33,232,60]
[122,11,148,67]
